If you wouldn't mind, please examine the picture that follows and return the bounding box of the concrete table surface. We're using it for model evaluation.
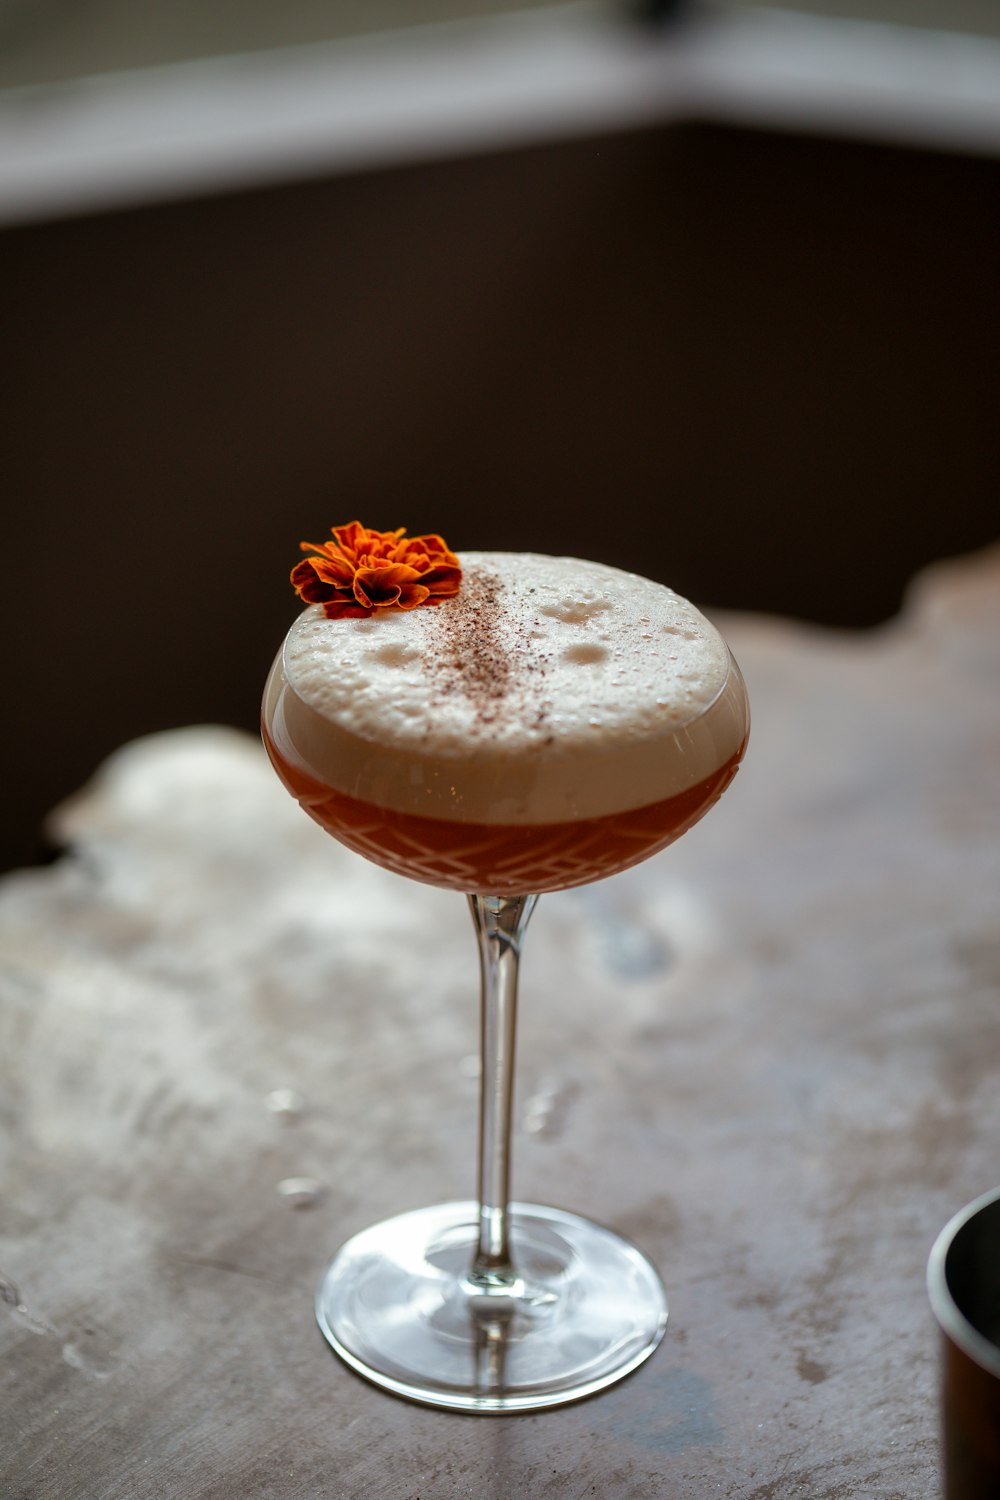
[2,546,999,1499]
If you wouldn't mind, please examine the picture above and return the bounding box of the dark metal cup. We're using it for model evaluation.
[928,1188,1000,1499]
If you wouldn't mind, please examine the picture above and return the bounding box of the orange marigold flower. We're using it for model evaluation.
[290,521,462,619]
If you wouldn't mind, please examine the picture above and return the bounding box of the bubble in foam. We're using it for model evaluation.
[563,643,609,666]
[370,643,420,669]
[540,598,614,625]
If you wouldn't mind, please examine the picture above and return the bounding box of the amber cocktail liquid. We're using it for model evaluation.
[262,548,749,1412]
[261,729,744,895]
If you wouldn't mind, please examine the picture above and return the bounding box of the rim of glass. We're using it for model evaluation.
[927,1185,1000,1378]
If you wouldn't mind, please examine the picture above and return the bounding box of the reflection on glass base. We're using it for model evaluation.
[315,1201,668,1413]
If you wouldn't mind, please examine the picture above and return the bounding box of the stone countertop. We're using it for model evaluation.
[2,545,999,1499]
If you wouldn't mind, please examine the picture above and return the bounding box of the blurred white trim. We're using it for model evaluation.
[2,4,1000,224]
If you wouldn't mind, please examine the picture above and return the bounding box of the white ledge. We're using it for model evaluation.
[2,4,1000,225]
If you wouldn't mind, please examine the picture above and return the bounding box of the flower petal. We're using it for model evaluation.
[309,554,355,587]
[291,557,340,603]
[417,562,462,597]
[322,599,374,619]
[394,583,432,610]
[333,522,406,565]
[353,563,413,608]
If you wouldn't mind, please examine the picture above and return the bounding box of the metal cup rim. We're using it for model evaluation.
[928,1185,1000,1379]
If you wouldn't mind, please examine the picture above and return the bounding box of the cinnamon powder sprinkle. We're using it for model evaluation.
[426,565,550,734]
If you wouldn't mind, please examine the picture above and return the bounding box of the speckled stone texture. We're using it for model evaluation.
[2,545,999,1499]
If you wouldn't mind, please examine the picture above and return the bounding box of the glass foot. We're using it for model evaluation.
[315,1201,668,1413]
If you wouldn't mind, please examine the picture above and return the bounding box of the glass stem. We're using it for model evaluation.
[467,893,538,1289]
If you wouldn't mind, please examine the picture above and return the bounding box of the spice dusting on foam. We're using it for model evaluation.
[428,565,511,725]
[275,552,746,824]
[425,564,561,744]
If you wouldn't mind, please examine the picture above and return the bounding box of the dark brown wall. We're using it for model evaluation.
[3,121,998,871]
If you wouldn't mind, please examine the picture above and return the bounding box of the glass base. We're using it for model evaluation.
[315,1200,668,1413]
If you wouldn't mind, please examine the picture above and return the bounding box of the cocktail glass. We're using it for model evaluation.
[262,567,749,1413]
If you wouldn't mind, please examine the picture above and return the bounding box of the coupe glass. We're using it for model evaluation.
[262,610,749,1414]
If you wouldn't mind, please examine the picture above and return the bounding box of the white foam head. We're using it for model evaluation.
[266,552,747,823]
